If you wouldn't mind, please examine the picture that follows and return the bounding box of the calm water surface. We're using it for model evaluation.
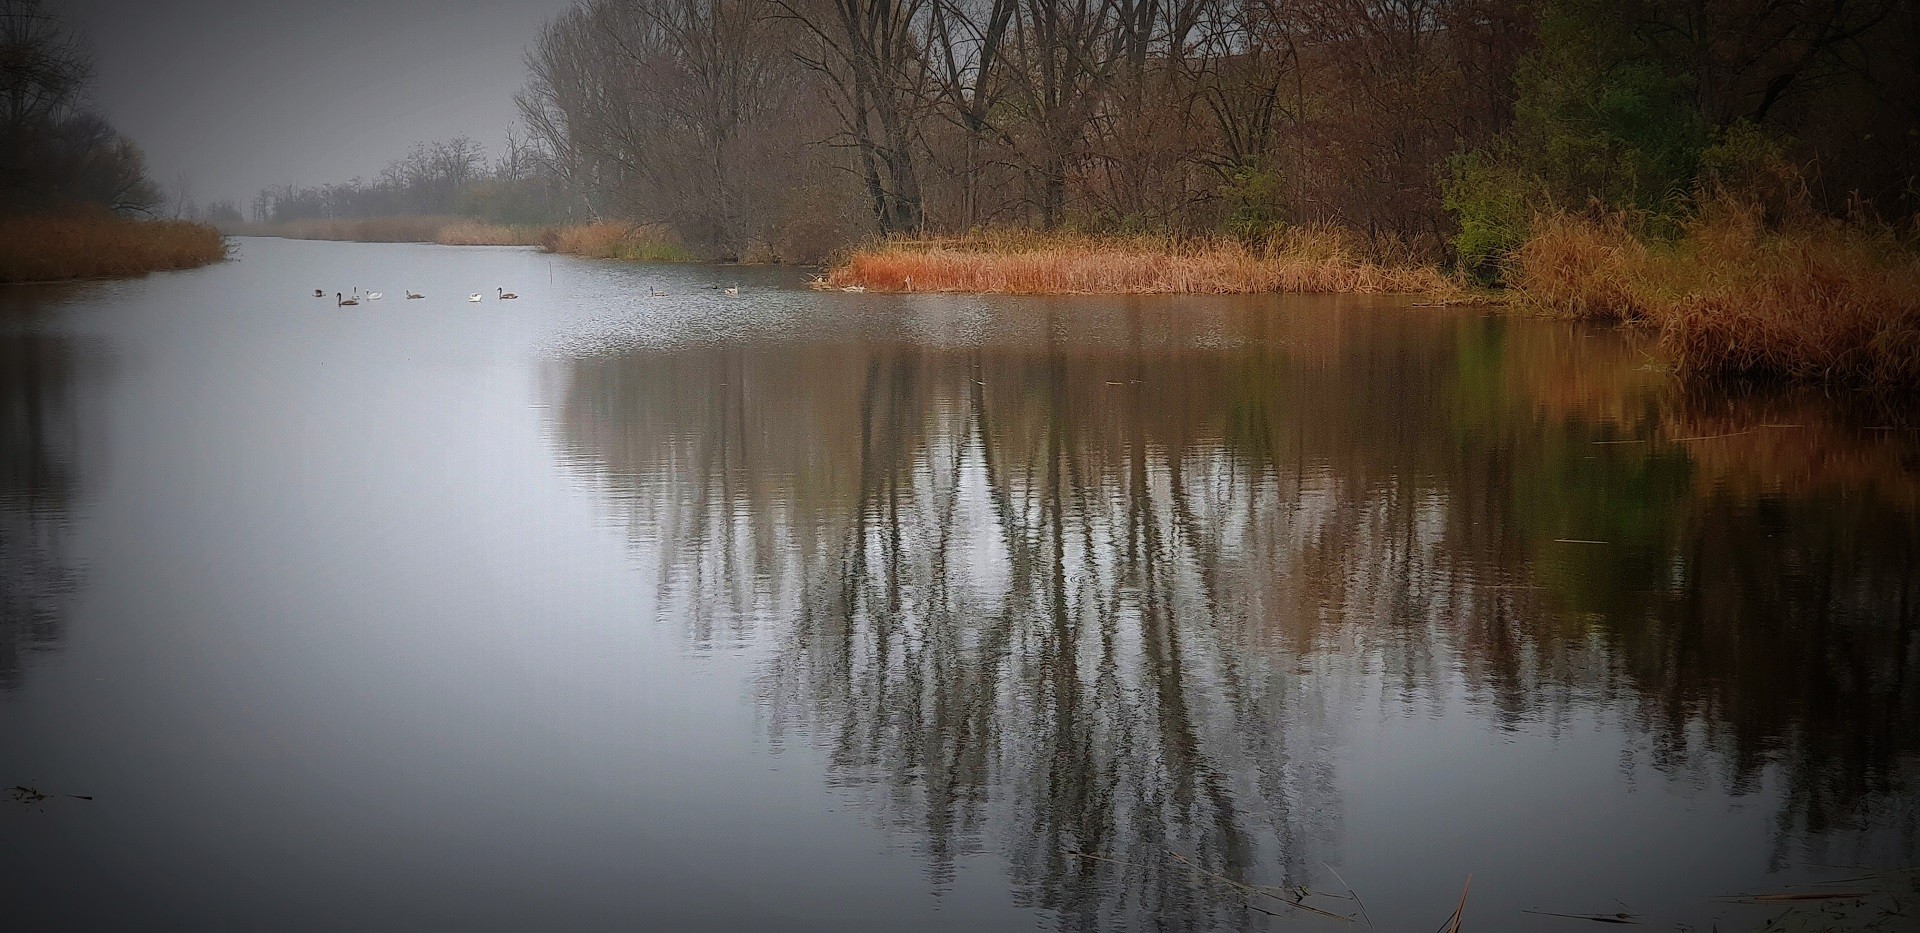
[3,237,1917,930]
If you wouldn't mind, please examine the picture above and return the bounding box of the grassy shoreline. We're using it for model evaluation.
[826,227,1460,297]
[1514,207,1920,388]
[228,217,693,261]
[828,221,1919,389]
[1,215,228,284]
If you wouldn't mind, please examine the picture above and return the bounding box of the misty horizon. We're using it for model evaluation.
[62,0,573,207]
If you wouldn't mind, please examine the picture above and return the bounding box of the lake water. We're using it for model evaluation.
[3,237,1917,931]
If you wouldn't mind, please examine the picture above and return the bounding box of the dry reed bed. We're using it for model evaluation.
[829,228,1459,296]
[1513,209,1920,388]
[544,222,691,262]
[433,221,548,246]
[234,215,546,245]
[0,215,227,283]
[230,217,694,260]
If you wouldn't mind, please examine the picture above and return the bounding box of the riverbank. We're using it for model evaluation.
[0,215,228,283]
[1515,207,1920,388]
[227,217,693,261]
[827,218,1920,389]
[825,228,1460,297]
[544,222,692,262]
[227,216,548,247]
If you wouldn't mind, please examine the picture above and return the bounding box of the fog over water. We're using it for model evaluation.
[60,0,573,205]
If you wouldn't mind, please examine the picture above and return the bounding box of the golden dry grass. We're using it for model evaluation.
[232,215,459,243]
[543,222,692,262]
[433,221,549,246]
[827,227,1462,296]
[235,216,554,247]
[0,214,227,283]
[1513,206,1920,387]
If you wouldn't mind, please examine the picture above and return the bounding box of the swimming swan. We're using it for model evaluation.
[405,290,424,299]
[337,292,358,306]
[366,291,383,300]
[468,293,483,302]
[724,286,739,297]
[497,287,518,300]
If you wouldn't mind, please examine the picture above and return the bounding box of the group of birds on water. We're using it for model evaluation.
[318,286,516,306]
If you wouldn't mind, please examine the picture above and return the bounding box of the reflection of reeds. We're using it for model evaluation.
[0,214,226,282]
[829,227,1463,296]
[1513,207,1920,387]
[1488,320,1920,507]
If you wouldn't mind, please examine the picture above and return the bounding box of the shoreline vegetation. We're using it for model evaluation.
[0,215,228,284]
[828,204,1919,390]
[1515,206,1920,388]
[823,227,1463,298]
[226,217,693,262]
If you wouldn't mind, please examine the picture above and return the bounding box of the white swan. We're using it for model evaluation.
[723,286,739,297]
[468,293,483,302]
[366,291,383,300]
[841,285,867,293]
[497,287,518,300]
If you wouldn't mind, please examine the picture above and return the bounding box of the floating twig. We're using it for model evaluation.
[1553,538,1610,545]
[1320,860,1375,930]
[1437,875,1471,933]
[9,785,93,805]
[1521,908,1641,923]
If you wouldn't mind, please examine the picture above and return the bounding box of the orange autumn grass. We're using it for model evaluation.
[0,214,227,283]
[1512,205,1920,387]
[827,227,1463,297]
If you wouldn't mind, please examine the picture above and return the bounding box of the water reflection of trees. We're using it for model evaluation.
[553,312,1920,922]
[0,334,84,691]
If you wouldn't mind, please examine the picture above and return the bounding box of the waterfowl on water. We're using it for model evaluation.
[366,291,383,300]
[497,287,518,300]
[468,293,483,302]
[841,285,867,293]
[649,286,665,296]
[405,290,424,299]
[313,289,324,297]
[723,286,739,297]
[337,292,358,306]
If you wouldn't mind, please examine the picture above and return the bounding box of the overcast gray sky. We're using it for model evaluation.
[62,0,576,207]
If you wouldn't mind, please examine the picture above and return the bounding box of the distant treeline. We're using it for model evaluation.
[245,132,574,233]
[496,0,1917,266]
[248,0,1917,270]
